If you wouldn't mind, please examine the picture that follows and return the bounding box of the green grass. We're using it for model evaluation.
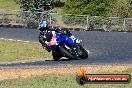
[0,0,20,11]
[0,40,52,62]
[0,69,132,88]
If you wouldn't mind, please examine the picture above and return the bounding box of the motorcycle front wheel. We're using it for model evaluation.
[78,45,88,59]
[59,46,77,60]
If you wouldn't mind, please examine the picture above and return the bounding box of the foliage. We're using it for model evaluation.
[63,0,114,26]
[14,0,131,18]
[62,0,131,27]
[15,0,64,12]
[63,0,115,16]
[63,0,132,17]
[112,0,132,18]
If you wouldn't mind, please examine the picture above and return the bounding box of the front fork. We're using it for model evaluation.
[71,43,81,57]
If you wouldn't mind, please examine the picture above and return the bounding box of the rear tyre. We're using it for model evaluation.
[52,51,63,61]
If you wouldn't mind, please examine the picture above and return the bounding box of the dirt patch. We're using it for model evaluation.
[0,64,132,80]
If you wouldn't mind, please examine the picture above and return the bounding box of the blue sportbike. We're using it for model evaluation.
[42,29,88,61]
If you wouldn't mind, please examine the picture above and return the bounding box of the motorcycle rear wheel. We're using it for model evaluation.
[52,51,63,61]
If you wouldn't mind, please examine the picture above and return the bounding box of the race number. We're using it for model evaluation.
[46,32,57,46]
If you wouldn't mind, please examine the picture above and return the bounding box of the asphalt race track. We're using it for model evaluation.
[0,27,132,67]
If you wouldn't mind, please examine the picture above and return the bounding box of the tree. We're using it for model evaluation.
[112,0,132,18]
[15,0,64,12]
[63,0,87,14]
[63,0,116,16]
[63,0,131,17]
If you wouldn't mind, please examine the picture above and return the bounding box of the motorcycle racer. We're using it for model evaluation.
[38,19,73,52]
[38,17,88,60]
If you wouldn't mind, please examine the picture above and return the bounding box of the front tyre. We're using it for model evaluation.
[59,46,77,59]
[79,45,88,59]
[80,49,88,59]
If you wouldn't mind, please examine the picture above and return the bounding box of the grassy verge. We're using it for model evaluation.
[0,68,131,88]
[0,0,20,11]
[0,40,52,62]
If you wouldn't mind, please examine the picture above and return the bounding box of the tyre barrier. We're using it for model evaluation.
[0,24,131,32]
[0,24,24,28]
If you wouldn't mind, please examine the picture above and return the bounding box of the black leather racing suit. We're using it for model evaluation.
[39,26,72,52]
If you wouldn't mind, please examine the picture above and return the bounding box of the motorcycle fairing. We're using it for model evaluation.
[45,31,79,49]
